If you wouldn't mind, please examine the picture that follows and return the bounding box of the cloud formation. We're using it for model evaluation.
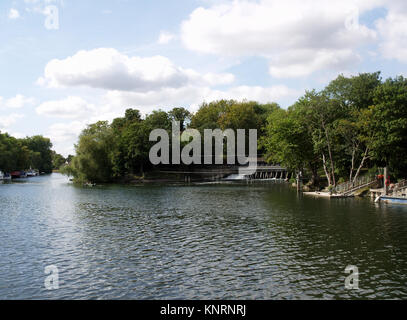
[158,31,175,44]
[103,84,300,115]
[38,48,235,91]
[36,96,96,119]
[0,114,24,128]
[0,95,35,109]
[8,9,20,19]
[181,0,380,77]
[376,10,407,63]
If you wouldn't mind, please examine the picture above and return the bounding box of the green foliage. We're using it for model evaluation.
[370,76,407,176]
[62,75,407,185]
[262,72,407,186]
[64,108,175,182]
[168,107,191,131]
[64,121,115,183]
[261,106,320,184]
[52,151,66,170]
[0,132,54,173]
[190,100,230,132]
[22,135,53,173]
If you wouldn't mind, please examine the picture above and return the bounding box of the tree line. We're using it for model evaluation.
[0,132,65,174]
[62,72,407,186]
[262,72,407,187]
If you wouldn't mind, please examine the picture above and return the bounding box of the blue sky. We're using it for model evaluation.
[0,0,406,156]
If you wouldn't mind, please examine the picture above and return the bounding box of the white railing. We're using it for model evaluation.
[335,174,377,195]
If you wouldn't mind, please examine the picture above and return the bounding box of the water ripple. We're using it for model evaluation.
[1,175,407,299]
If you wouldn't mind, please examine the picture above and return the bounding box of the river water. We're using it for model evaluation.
[0,174,406,299]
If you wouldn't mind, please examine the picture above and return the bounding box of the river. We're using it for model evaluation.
[1,173,406,299]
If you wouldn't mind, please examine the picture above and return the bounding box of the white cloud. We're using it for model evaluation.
[0,128,25,138]
[0,114,24,128]
[36,96,96,119]
[269,49,361,78]
[0,94,35,109]
[205,85,301,104]
[376,11,407,63]
[48,121,85,143]
[181,0,378,77]
[47,121,87,156]
[8,9,20,19]
[103,84,299,115]
[158,31,175,44]
[38,48,235,91]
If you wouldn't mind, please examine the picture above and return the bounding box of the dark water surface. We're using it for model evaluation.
[1,174,406,299]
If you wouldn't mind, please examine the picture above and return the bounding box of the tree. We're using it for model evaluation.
[0,132,22,172]
[324,72,381,111]
[52,151,66,170]
[336,108,376,185]
[262,105,321,185]
[169,107,191,131]
[121,121,151,175]
[218,101,261,131]
[324,73,382,184]
[190,100,230,133]
[371,76,407,177]
[0,132,56,173]
[66,121,115,183]
[22,136,53,173]
[293,91,341,186]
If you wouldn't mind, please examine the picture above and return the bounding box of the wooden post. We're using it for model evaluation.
[384,166,388,195]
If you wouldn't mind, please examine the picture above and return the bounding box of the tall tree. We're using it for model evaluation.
[293,91,341,186]
[169,107,191,131]
[371,76,407,177]
[262,107,319,184]
[22,136,53,173]
[66,121,115,183]
[324,73,382,184]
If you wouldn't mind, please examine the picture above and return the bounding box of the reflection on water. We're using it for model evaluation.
[0,174,406,299]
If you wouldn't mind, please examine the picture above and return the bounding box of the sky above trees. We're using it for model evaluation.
[1,0,406,156]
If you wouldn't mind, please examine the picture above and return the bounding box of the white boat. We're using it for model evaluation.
[0,171,3,180]
[376,195,407,205]
[26,168,39,177]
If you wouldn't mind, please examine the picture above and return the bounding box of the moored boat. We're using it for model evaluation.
[26,169,39,177]
[10,171,28,179]
[11,171,21,178]
[378,195,407,205]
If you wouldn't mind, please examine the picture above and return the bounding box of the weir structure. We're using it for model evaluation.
[154,158,289,183]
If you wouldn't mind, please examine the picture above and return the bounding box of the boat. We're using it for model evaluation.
[0,171,3,180]
[3,173,12,181]
[373,179,407,205]
[377,195,407,205]
[10,171,28,179]
[26,169,39,177]
[84,182,96,187]
[11,171,21,178]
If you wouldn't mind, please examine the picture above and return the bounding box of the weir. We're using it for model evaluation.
[156,159,289,183]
